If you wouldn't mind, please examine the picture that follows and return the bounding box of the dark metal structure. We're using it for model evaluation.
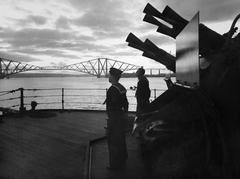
[127,3,240,178]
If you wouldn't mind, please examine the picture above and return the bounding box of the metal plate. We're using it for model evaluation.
[176,12,199,88]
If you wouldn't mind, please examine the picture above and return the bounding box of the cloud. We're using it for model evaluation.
[104,50,140,57]
[69,0,133,39]
[0,27,100,61]
[0,28,76,48]
[0,26,127,61]
[0,51,41,62]
[50,61,67,67]
[28,15,47,25]
[11,48,81,59]
[55,16,71,29]
[200,0,240,22]
[73,13,131,32]
[67,0,123,12]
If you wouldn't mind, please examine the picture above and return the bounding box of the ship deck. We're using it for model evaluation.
[89,134,145,179]
[0,110,145,179]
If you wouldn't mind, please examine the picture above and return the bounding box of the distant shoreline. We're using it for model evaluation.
[6,72,174,78]
[8,73,89,78]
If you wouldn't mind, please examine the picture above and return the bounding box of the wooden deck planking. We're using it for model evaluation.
[0,110,107,179]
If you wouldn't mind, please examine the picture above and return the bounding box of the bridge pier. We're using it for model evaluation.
[0,72,6,79]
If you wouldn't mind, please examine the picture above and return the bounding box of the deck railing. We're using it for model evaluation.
[0,87,166,111]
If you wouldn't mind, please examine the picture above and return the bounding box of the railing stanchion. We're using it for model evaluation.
[62,88,64,110]
[154,89,156,99]
[19,88,25,111]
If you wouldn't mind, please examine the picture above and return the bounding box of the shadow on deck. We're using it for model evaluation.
[88,135,146,179]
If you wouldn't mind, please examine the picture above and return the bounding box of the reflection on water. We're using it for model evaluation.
[0,77,167,111]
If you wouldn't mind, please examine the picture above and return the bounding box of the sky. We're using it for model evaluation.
[0,0,239,69]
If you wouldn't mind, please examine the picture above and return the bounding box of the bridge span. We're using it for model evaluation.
[0,57,168,79]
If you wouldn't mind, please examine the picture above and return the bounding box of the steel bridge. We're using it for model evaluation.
[0,58,143,79]
[0,58,41,79]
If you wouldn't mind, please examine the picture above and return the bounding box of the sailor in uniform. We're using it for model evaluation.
[105,67,129,170]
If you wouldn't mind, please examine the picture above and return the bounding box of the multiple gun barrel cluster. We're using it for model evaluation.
[126,3,240,178]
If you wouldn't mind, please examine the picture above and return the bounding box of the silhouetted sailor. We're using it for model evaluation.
[105,67,128,170]
[164,74,174,89]
[135,67,151,116]
[31,101,37,111]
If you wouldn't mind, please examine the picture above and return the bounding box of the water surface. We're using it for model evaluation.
[0,77,168,111]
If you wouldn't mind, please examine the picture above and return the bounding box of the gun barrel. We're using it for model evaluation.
[143,14,171,27]
[143,3,177,26]
[144,39,175,61]
[126,33,144,45]
[162,5,188,25]
[126,32,176,72]
[143,3,189,38]
[142,51,176,72]
[128,42,145,52]
[143,3,162,17]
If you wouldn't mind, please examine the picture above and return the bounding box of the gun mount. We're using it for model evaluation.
[127,3,240,178]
